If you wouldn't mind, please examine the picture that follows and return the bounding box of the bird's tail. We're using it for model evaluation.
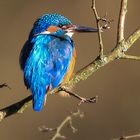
[32,86,46,112]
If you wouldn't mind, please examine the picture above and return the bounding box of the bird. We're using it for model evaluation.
[19,13,98,111]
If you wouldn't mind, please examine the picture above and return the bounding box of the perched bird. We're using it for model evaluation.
[19,13,97,111]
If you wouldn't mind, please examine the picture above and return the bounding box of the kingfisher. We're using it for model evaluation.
[19,13,98,111]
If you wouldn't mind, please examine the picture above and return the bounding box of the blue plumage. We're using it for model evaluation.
[20,14,73,111]
[20,13,97,111]
[30,13,72,37]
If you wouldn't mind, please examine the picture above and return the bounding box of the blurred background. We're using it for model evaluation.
[0,0,140,140]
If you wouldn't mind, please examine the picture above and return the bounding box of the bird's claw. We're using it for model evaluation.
[78,96,98,105]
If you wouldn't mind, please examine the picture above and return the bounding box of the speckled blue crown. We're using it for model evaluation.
[31,13,72,36]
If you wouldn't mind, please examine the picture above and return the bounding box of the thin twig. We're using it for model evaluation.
[51,110,84,140]
[39,110,84,140]
[121,54,140,60]
[91,0,104,57]
[38,126,57,133]
[117,0,128,43]
[59,87,97,105]
[113,133,140,140]
[0,83,11,89]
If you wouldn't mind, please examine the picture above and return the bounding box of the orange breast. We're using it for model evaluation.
[62,47,76,83]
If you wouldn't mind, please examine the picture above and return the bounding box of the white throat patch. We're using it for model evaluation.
[40,31,51,35]
[65,32,74,37]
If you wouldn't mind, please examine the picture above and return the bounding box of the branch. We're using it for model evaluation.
[0,0,140,123]
[117,28,140,58]
[59,87,97,105]
[91,0,104,57]
[39,110,84,140]
[0,83,11,89]
[121,54,140,60]
[124,28,140,51]
[117,0,128,43]
[113,133,140,140]
[0,96,32,121]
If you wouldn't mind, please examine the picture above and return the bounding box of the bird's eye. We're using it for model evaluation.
[58,24,63,28]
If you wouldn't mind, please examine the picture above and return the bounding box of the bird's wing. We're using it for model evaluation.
[47,36,74,88]
[23,35,73,111]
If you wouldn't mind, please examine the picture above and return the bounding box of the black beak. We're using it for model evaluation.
[65,25,98,33]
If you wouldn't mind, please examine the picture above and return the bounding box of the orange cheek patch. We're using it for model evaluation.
[47,26,60,33]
